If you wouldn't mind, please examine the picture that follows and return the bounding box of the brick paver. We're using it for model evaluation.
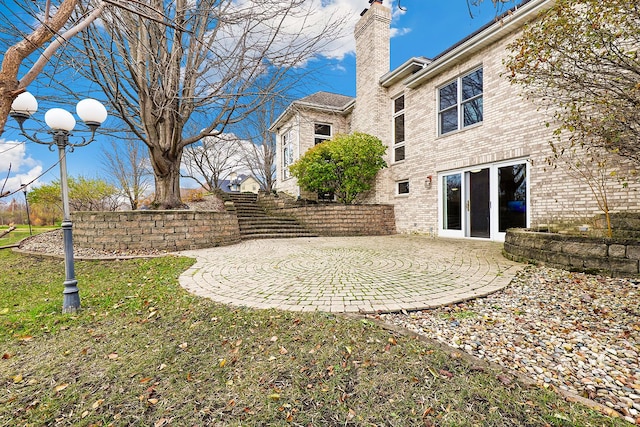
[178,235,523,313]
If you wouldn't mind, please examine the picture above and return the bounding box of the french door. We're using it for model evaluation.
[439,161,529,241]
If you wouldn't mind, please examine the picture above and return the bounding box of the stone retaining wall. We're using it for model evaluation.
[504,229,640,277]
[72,211,240,252]
[273,204,396,236]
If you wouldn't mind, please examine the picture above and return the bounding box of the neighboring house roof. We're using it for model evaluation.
[269,91,355,131]
[221,174,255,192]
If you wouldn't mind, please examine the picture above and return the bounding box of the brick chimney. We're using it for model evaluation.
[352,0,391,139]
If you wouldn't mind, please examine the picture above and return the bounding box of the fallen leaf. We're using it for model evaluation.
[18,335,33,341]
[54,383,69,392]
[178,342,188,349]
[347,408,356,420]
[219,359,227,368]
[270,336,278,342]
[154,418,168,427]
[159,363,167,370]
[139,377,153,383]
[13,374,23,383]
[0,308,8,314]
[91,399,104,409]
[279,346,288,355]
[81,410,89,418]
[186,372,193,381]
[439,369,454,379]
[269,393,280,401]
[2,353,11,359]
[497,374,512,386]
[388,337,397,346]
[148,398,159,405]
[107,353,118,360]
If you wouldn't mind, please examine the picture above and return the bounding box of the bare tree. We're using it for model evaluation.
[0,1,107,137]
[71,0,349,208]
[181,134,244,192]
[100,137,150,210]
[238,101,281,193]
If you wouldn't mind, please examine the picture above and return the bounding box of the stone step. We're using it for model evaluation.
[240,232,318,240]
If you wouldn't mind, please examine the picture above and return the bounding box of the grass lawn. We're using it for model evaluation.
[0,250,626,426]
[0,225,57,247]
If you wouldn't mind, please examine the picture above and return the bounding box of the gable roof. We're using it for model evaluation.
[298,91,355,109]
[269,91,355,132]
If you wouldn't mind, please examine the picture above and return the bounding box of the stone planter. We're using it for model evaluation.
[504,228,640,277]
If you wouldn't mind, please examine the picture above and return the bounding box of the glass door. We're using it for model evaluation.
[439,160,529,240]
[467,168,490,238]
[441,173,463,238]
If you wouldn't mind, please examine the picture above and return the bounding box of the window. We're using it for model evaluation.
[393,95,405,162]
[438,67,483,135]
[282,130,294,179]
[397,180,409,195]
[314,123,332,145]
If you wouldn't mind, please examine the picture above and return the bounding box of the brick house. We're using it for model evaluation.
[270,0,640,241]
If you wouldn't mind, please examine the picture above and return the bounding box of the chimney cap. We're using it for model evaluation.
[360,8,368,16]
[369,0,382,4]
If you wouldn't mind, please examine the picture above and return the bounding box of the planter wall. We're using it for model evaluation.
[504,228,640,277]
[72,210,240,252]
[273,204,396,237]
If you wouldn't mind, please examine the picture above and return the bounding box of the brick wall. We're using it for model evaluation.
[71,211,241,252]
[273,204,396,236]
[504,229,640,277]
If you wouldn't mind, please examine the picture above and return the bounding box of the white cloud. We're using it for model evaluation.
[0,140,43,194]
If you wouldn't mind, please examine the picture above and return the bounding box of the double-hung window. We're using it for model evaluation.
[314,123,332,145]
[393,95,405,162]
[438,67,483,135]
[282,130,293,179]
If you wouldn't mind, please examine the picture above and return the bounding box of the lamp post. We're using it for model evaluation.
[10,92,108,313]
[21,183,32,236]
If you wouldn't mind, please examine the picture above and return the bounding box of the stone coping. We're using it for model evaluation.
[504,228,640,277]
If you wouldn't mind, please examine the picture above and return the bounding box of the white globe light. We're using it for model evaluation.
[76,99,107,125]
[11,92,38,116]
[45,108,76,132]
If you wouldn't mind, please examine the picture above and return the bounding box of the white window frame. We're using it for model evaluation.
[396,179,409,196]
[437,159,530,241]
[437,66,483,136]
[282,130,294,179]
[314,123,332,145]
[392,94,405,163]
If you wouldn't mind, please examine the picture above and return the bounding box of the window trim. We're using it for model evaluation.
[437,66,483,136]
[392,94,405,163]
[314,122,332,145]
[396,179,410,196]
[282,129,293,180]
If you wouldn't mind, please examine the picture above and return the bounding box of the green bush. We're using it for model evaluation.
[290,132,387,204]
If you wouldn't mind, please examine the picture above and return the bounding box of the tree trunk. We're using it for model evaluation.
[0,77,19,137]
[149,146,185,209]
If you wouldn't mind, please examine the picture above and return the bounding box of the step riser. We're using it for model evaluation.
[223,193,317,239]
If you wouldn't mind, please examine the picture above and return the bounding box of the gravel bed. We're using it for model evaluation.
[381,266,640,424]
[17,229,170,258]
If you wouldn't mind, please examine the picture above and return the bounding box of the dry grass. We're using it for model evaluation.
[0,250,627,426]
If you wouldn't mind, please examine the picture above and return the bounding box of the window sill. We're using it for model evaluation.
[395,193,410,198]
[437,121,483,139]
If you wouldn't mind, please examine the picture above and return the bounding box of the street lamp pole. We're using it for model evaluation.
[21,183,32,236]
[10,93,108,313]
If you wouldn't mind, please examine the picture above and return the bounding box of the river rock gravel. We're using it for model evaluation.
[381,265,640,424]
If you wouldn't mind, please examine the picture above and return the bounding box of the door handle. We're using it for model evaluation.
[466,200,470,211]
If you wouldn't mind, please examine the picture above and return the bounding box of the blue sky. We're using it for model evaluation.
[0,0,515,196]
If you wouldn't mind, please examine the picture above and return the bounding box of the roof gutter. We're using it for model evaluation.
[406,0,554,89]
